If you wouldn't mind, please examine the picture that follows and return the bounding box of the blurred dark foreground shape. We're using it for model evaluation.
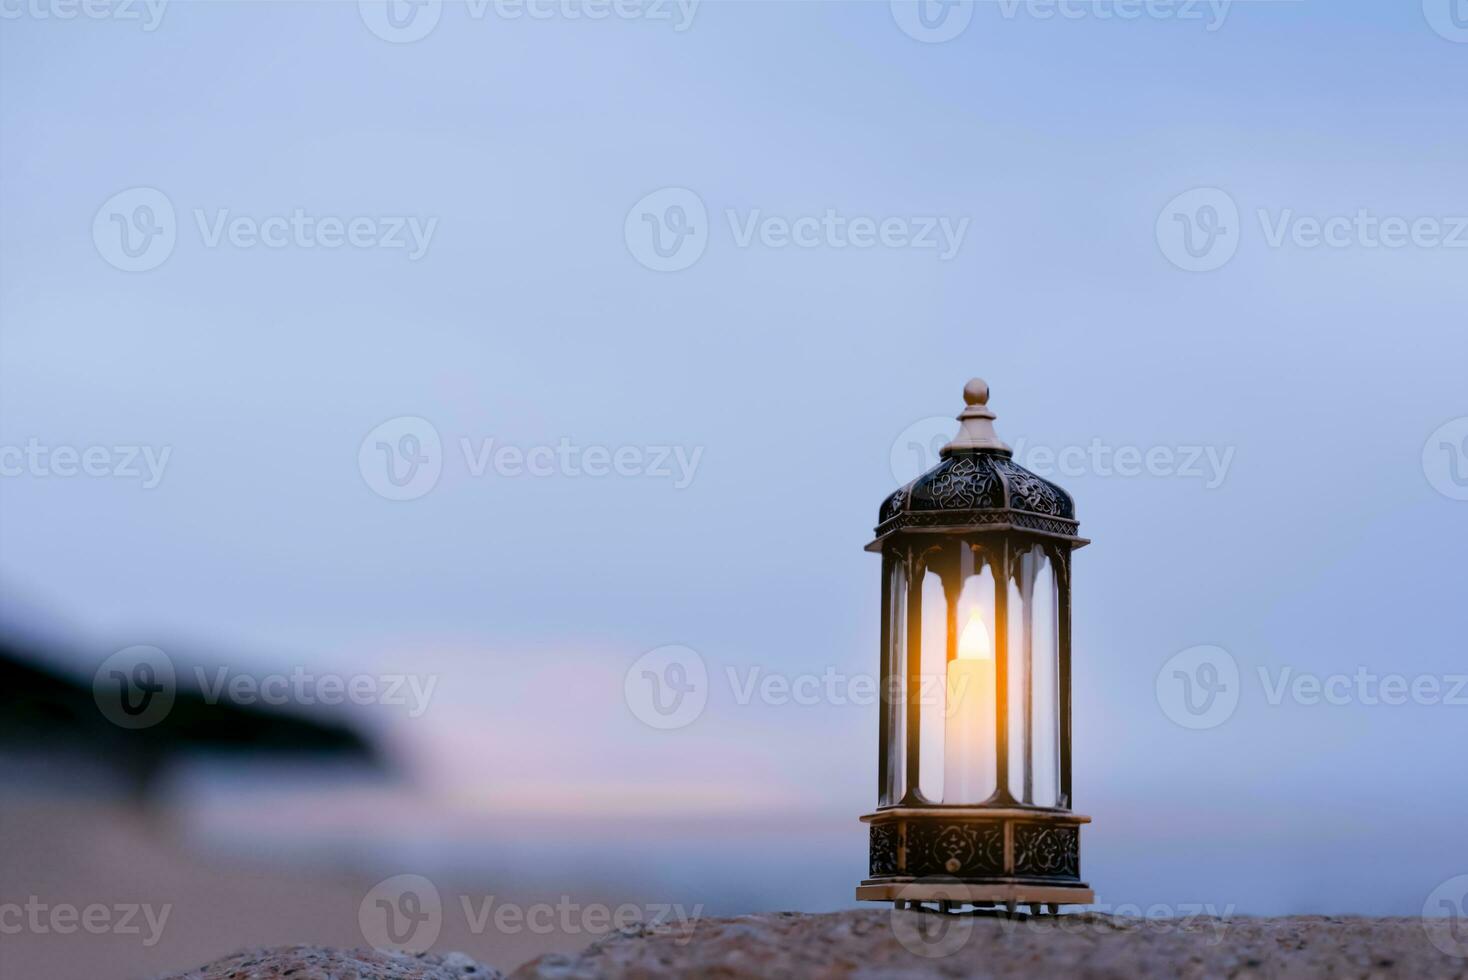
[0,625,383,799]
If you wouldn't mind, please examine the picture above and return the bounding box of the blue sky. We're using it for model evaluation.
[2,0,1466,915]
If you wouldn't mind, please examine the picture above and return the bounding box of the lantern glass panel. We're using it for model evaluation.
[943,551,998,804]
[918,565,947,803]
[879,555,907,806]
[1008,543,1061,807]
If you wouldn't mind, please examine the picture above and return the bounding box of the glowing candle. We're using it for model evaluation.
[944,607,995,803]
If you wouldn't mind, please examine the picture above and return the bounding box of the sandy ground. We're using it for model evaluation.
[0,800,659,980]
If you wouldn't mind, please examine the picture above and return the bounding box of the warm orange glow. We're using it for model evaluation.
[956,608,993,661]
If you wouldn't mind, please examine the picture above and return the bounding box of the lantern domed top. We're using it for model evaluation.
[873,379,1084,547]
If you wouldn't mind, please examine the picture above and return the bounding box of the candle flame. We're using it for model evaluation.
[957,608,993,661]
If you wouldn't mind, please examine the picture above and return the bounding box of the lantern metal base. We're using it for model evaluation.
[856,882,1094,910]
[857,807,1093,911]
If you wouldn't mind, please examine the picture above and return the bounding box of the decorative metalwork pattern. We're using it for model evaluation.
[1013,824,1080,880]
[909,455,1004,511]
[873,509,1079,541]
[879,483,912,523]
[905,821,1005,878]
[869,823,899,878]
[1013,514,1078,536]
[992,457,1075,518]
[876,450,1079,541]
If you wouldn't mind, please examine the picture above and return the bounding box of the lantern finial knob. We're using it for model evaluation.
[942,377,1010,456]
[963,377,990,407]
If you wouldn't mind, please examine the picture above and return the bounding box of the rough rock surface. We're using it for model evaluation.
[161,913,1468,979]
[162,945,503,980]
[509,910,1466,979]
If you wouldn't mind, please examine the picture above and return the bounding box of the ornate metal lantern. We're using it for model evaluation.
[857,379,1093,913]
